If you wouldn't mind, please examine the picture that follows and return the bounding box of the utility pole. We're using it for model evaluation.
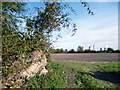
[93,45,95,51]
[89,46,91,51]
[100,48,102,52]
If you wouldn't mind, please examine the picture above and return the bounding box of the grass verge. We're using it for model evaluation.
[26,60,120,88]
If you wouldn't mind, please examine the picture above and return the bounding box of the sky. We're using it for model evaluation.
[23,0,119,51]
[51,1,118,51]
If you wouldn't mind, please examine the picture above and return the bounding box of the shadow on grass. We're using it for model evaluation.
[89,71,120,84]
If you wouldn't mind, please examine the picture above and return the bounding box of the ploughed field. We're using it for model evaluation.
[51,53,119,62]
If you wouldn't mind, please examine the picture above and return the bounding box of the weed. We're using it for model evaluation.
[27,62,67,88]
[21,61,120,88]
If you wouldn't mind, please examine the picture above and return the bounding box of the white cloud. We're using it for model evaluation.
[52,12,118,51]
[86,0,119,2]
[53,25,118,50]
[52,2,118,51]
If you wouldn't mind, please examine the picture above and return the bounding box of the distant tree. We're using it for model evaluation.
[103,48,107,52]
[100,48,102,52]
[50,48,55,53]
[114,49,120,53]
[55,49,59,53]
[107,48,114,53]
[77,46,83,53]
[84,49,90,53]
[55,48,64,53]
[64,49,68,53]
[68,49,76,53]
[60,48,64,53]
[90,50,97,53]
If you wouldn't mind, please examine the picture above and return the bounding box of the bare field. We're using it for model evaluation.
[51,53,119,62]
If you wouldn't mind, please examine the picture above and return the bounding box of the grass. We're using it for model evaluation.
[27,62,67,88]
[26,60,120,89]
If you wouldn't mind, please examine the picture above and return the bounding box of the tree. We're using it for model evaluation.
[26,2,77,46]
[114,49,120,53]
[2,1,93,66]
[55,48,64,53]
[50,48,56,53]
[2,1,77,75]
[84,49,90,53]
[107,47,114,53]
[68,49,76,53]
[65,49,68,53]
[2,1,94,88]
[2,2,27,76]
[77,46,83,53]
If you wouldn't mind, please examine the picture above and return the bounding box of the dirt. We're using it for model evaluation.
[66,68,76,88]
[51,53,119,62]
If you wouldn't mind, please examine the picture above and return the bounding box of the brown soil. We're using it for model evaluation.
[66,68,76,88]
[51,53,119,62]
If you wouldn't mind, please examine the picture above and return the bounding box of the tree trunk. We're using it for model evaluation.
[4,50,48,88]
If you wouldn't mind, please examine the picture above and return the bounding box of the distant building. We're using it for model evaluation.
[93,45,95,51]
[100,48,102,51]
[77,46,84,52]
[89,46,91,51]
[104,48,106,52]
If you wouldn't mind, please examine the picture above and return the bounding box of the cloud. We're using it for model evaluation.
[53,25,118,50]
[52,13,118,50]
[86,0,119,2]
[52,2,118,50]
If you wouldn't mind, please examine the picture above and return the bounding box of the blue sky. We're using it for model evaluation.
[23,1,119,51]
[51,2,118,51]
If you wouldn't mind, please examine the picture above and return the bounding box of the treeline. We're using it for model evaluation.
[51,47,120,53]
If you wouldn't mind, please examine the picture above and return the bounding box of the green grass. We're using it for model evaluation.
[26,61,120,88]
[100,62,120,72]
[27,62,67,88]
